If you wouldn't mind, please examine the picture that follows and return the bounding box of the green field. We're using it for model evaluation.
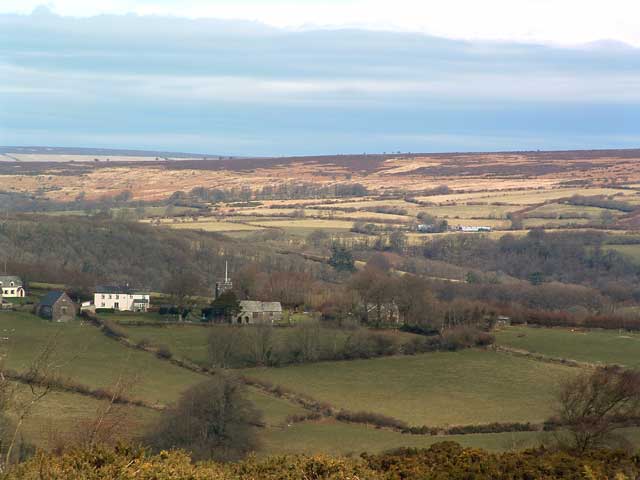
[242,349,575,427]
[247,389,307,427]
[260,420,545,455]
[604,244,640,265]
[526,202,623,219]
[261,422,640,456]
[14,386,160,449]
[0,311,310,449]
[120,323,420,367]
[122,324,212,364]
[495,325,640,368]
[0,311,206,405]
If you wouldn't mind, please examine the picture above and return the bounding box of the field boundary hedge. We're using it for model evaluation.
[3,368,164,410]
[490,344,615,370]
[87,312,557,437]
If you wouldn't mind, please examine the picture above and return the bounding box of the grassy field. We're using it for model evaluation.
[120,324,420,367]
[495,325,640,368]
[417,188,635,206]
[526,202,623,219]
[242,349,575,427]
[247,389,307,427]
[522,218,592,228]
[153,219,265,233]
[14,386,160,449]
[604,244,640,265]
[0,311,207,405]
[260,420,545,455]
[0,311,311,449]
[261,421,640,456]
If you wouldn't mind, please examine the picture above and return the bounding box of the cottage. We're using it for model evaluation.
[36,291,76,322]
[234,301,282,324]
[0,276,25,298]
[94,286,150,312]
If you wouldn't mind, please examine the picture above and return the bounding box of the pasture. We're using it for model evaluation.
[0,311,310,449]
[14,386,160,449]
[262,422,640,456]
[242,349,575,427]
[0,311,206,405]
[495,325,640,368]
[604,244,640,265]
[120,323,421,367]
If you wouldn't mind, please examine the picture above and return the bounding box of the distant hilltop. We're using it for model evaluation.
[0,146,238,160]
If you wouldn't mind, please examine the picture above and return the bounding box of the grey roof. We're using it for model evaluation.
[95,285,149,295]
[39,291,66,307]
[0,276,23,287]
[239,300,282,313]
[95,285,133,294]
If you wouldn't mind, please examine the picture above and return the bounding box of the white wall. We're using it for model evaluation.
[1,286,25,298]
[94,293,149,311]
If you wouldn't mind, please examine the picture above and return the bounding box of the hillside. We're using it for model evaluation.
[1,149,640,201]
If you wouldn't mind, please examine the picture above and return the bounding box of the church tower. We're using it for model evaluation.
[214,261,233,299]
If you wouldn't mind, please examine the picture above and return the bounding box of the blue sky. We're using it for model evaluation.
[1,3,639,155]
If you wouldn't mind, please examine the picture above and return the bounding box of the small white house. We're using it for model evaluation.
[94,286,150,312]
[0,276,26,298]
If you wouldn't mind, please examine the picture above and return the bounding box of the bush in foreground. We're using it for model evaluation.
[7,442,640,479]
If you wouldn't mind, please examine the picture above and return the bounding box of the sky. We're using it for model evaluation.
[0,2,639,156]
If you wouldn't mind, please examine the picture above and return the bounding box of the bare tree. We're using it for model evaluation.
[84,363,139,448]
[208,326,244,368]
[145,375,262,461]
[245,324,274,366]
[4,333,61,465]
[554,367,640,453]
[292,320,321,363]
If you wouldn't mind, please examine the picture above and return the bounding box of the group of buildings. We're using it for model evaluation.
[0,268,282,325]
[417,224,493,233]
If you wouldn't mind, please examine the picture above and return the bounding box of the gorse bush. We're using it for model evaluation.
[7,442,640,479]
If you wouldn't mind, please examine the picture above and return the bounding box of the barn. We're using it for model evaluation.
[36,291,77,322]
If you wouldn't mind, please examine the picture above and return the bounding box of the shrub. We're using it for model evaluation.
[440,326,493,351]
[144,376,262,461]
[335,410,408,430]
[155,345,173,359]
[101,319,127,339]
[135,338,152,349]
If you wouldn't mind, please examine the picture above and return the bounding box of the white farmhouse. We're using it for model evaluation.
[0,276,26,298]
[94,286,150,312]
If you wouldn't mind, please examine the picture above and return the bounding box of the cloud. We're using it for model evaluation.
[1,1,640,46]
[1,9,639,155]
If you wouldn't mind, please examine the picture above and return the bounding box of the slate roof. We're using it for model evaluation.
[95,285,133,294]
[95,285,149,295]
[38,291,66,307]
[0,276,23,287]
[239,300,282,313]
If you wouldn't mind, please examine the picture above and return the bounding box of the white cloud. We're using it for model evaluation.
[2,0,640,47]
